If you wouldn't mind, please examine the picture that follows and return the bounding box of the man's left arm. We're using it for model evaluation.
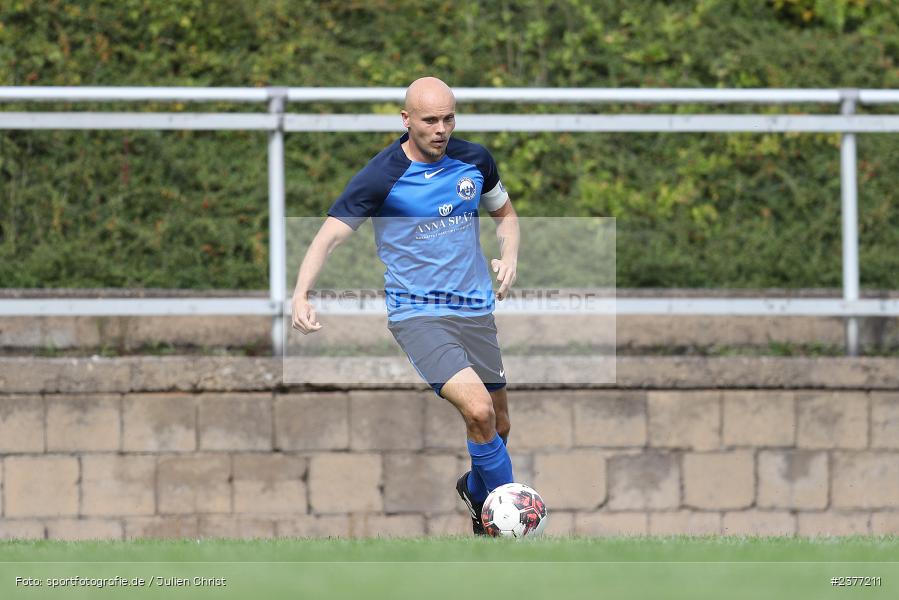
[489,199,519,300]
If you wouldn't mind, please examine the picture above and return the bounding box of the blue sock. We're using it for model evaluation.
[467,434,513,503]
[467,434,508,502]
[466,470,487,503]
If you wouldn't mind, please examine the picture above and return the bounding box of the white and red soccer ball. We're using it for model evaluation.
[481,483,548,538]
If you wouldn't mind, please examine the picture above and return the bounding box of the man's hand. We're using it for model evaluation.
[291,295,322,334]
[289,217,355,335]
[491,258,517,301]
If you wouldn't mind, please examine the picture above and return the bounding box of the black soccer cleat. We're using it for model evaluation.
[456,472,486,536]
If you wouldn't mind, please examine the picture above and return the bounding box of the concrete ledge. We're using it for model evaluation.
[2,289,898,350]
[2,314,897,350]
[1,356,897,393]
[4,287,898,299]
[615,356,899,390]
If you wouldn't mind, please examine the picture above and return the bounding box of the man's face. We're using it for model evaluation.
[401,96,456,162]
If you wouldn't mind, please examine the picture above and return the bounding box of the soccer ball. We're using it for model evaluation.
[481,482,548,538]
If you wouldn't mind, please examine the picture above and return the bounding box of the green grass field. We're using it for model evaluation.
[1,536,897,599]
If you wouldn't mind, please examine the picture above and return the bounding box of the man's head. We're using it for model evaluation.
[401,77,456,162]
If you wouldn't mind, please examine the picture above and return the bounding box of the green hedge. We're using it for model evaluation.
[2,0,898,289]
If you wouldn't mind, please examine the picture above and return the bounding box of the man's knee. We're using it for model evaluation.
[465,400,496,431]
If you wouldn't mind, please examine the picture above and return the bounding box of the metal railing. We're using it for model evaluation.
[3,86,899,355]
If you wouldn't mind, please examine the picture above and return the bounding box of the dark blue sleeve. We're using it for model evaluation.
[477,146,501,191]
[327,164,390,230]
[446,139,501,191]
[327,141,409,229]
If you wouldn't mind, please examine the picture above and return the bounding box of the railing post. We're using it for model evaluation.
[840,90,860,356]
[267,88,288,356]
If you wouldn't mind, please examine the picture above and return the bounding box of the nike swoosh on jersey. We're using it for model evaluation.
[423,168,445,179]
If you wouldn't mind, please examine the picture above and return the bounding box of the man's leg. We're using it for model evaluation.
[441,367,514,497]
[465,386,511,502]
[387,317,505,533]
[490,387,510,444]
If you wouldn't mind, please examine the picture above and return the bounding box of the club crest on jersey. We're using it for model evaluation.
[456,177,476,201]
[438,203,453,217]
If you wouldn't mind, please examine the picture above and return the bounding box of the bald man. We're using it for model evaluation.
[291,77,520,536]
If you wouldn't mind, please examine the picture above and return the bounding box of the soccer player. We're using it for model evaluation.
[291,77,520,535]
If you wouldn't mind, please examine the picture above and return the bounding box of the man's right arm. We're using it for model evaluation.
[291,216,355,334]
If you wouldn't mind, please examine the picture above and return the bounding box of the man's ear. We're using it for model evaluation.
[400,109,410,128]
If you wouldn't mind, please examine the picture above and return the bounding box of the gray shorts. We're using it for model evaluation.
[387,314,507,396]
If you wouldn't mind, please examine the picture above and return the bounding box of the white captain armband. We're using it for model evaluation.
[481,179,509,212]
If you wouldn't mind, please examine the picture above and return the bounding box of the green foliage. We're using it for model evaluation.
[2,0,899,289]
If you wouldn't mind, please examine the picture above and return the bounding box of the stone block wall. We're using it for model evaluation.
[0,357,898,539]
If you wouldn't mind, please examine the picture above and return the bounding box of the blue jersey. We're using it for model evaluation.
[328,133,509,322]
